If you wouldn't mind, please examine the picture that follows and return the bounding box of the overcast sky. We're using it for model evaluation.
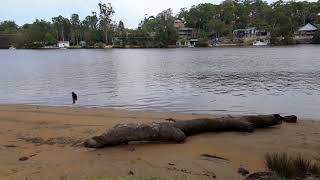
[0,0,317,28]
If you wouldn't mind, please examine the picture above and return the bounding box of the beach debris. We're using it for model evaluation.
[3,144,18,148]
[238,167,250,176]
[19,157,29,161]
[245,172,275,180]
[165,118,176,122]
[84,114,295,148]
[201,154,229,161]
[203,170,217,178]
[166,167,193,175]
[18,153,38,162]
[29,154,37,158]
[128,170,134,175]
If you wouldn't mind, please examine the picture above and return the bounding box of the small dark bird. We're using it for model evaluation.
[72,92,78,104]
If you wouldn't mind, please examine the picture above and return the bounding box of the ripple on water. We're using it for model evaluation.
[0,46,320,118]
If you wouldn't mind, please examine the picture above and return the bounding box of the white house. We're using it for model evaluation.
[294,23,318,43]
[58,41,70,48]
[297,23,318,37]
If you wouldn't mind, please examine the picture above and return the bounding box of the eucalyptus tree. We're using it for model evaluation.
[52,15,71,41]
[98,2,115,44]
[81,12,100,45]
[70,14,81,45]
[118,21,125,32]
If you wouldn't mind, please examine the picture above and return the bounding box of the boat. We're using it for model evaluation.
[42,46,60,49]
[253,40,269,46]
[188,44,195,48]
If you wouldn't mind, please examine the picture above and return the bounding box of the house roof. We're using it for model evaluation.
[298,23,318,31]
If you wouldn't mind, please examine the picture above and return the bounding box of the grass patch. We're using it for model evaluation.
[265,153,320,179]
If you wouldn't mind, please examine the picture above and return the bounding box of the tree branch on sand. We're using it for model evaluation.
[84,114,297,148]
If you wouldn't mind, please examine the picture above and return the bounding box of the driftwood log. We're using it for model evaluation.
[84,114,296,148]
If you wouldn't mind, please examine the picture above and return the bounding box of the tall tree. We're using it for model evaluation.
[70,14,80,45]
[118,20,125,31]
[0,21,19,48]
[98,2,115,44]
[140,9,178,47]
[81,12,100,45]
[52,15,71,41]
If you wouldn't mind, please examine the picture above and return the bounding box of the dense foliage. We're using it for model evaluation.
[0,3,117,49]
[177,0,320,43]
[313,30,320,43]
[0,0,319,48]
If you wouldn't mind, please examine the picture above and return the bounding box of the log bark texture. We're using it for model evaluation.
[84,114,292,148]
[84,123,186,148]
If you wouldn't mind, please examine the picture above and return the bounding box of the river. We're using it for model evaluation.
[0,45,319,118]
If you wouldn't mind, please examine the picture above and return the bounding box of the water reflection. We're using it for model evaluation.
[0,46,319,118]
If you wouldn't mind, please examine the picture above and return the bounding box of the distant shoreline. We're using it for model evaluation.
[1,44,319,50]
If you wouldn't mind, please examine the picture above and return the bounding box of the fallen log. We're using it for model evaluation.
[84,123,186,148]
[84,114,292,148]
[282,115,298,123]
[239,114,283,128]
[172,118,254,136]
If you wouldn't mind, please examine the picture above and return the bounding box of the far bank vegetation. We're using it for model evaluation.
[0,0,320,48]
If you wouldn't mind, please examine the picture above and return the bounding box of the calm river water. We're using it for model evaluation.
[0,45,320,118]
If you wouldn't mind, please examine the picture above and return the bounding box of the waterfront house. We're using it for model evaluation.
[233,27,269,45]
[188,39,198,47]
[176,38,199,47]
[177,27,194,39]
[174,20,194,39]
[174,20,195,47]
[233,27,256,38]
[233,27,269,39]
[296,23,318,37]
[294,23,318,44]
[58,41,70,48]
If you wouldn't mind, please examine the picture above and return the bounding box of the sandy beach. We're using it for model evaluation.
[0,104,319,180]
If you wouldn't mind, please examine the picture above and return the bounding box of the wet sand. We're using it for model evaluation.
[0,104,319,180]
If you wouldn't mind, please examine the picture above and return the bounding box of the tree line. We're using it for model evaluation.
[0,0,320,48]
[0,3,116,48]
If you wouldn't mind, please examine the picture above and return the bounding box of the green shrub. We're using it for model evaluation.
[265,153,320,179]
[312,30,320,44]
[265,153,295,178]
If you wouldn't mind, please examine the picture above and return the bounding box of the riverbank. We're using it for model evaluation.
[0,104,319,180]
